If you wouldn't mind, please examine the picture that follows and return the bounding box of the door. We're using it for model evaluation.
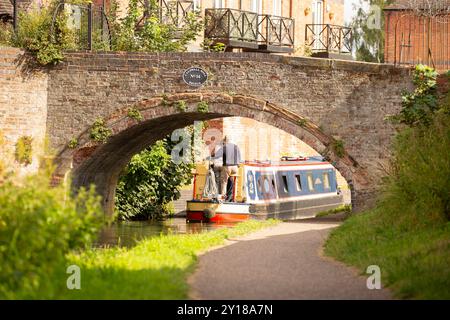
[312,0,324,50]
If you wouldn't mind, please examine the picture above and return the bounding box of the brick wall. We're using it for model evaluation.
[0,47,48,176]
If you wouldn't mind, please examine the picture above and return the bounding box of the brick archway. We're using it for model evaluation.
[56,92,369,216]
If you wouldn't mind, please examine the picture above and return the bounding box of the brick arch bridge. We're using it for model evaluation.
[47,52,412,215]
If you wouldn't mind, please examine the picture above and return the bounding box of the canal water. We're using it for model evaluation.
[95,217,235,247]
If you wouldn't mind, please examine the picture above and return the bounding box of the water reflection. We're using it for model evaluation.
[95,217,236,248]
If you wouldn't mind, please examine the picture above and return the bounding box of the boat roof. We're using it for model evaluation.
[243,156,331,167]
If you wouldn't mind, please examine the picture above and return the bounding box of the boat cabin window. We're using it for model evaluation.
[323,172,330,189]
[295,174,302,191]
[307,173,314,191]
[281,175,289,192]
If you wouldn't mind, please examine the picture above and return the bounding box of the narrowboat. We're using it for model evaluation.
[186,156,344,223]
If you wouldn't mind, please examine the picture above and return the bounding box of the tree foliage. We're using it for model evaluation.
[115,137,194,220]
[109,0,202,52]
[389,64,447,126]
[351,0,392,63]
[0,171,103,299]
[0,0,202,65]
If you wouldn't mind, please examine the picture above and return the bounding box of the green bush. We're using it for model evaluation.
[115,139,193,220]
[389,64,439,126]
[15,136,33,165]
[110,0,202,52]
[90,118,111,143]
[127,107,143,121]
[197,101,209,113]
[381,112,450,225]
[0,172,103,299]
[9,2,81,65]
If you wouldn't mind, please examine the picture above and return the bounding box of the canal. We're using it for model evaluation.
[95,217,236,247]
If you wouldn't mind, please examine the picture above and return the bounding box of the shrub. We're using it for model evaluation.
[15,136,33,165]
[68,137,78,149]
[90,118,111,143]
[10,2,81,65]
[0,172,103,299]
[381,112,450,224]
[127,107,143,121]
[197,101,209,113]
[111,0,202,52]
[331,139,345,158]
[175,100,187,112]
[389,64,439,126]
[115,138,193,220]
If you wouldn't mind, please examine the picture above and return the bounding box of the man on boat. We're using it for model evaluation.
[209,136,241,201]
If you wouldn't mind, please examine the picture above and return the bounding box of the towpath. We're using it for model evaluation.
[189,216,391,299]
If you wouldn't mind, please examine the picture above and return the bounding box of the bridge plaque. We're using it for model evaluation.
[182,67,208,87]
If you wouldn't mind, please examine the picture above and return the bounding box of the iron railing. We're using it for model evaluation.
[305,24,352,54]
[51,2,111,50]
[258,14,295,50]
[158,0,195,29]
[204,8,259,46]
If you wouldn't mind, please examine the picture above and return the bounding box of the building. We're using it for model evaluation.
[384,0,450,71]
[114,0,351,58]
[0,0,13,22]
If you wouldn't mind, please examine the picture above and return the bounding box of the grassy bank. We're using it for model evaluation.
[325,211,450,299]
[60,219,278,299]
[324,67,450,299]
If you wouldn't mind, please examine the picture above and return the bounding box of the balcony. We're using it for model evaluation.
[204,8,259,50]
[258,14,295,53]
[158,0,195,30]
[305,24,353,60]
[204,8,294,53]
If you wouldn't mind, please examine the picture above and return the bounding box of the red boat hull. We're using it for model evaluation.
[187,211,250,223]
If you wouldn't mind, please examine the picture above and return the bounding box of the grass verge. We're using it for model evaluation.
[324,210,450,299]
[61,219,279,299]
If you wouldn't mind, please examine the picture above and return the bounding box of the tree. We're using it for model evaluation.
[109,0,202,52]
[115,138,194,220]
[115,124,206,220]
[351,0,392,63]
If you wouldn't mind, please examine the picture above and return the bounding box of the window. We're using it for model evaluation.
[193,0,200,10]
[295,174,302,191]
[282,175,289,192]
[252,0,262,14]
[273,0,281,16]
[214,0,223,8]
[307,173,314,191]
[323,172,330,189]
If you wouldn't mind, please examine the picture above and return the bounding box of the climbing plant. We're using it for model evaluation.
[110,0,202,52]
[197,101,209,113]
[90,118,111,143]
[15,136,33,166]
[389,65,441,127]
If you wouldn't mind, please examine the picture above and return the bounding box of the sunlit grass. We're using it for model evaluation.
[324,210,450,299]
[61,219,279,299]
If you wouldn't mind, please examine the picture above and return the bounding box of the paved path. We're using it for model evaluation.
[189,217,391,300]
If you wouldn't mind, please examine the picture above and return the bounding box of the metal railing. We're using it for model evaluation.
[51,2,111,51]
[305,24,352,54]
[258,14,295,49]
[158,0,195,29]
[204,8,259,45]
